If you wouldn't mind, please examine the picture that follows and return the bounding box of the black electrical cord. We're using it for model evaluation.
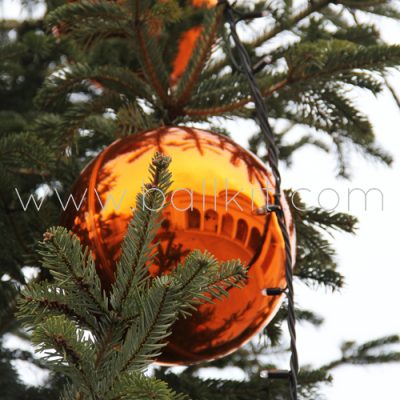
[217,2,299,399]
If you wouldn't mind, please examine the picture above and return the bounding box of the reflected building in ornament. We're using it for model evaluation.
[163,190,270,267]
[61,126,296,365]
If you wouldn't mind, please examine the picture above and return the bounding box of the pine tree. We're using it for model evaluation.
[1,0,400,398]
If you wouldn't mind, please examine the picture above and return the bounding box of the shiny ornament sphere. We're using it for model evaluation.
[61,126,295,365]
[171,0,218,84]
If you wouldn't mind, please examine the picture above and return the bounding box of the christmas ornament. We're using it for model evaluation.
[61,126,295,365]
[54,0,217,85]
[171,0,218,84]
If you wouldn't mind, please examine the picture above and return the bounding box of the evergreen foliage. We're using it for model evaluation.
[17,153,247,399]
[1,0,400,398]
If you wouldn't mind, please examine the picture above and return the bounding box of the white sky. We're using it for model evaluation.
[1,1,400,398]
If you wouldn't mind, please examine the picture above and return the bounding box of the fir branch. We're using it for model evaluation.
[18,282,98,332]
[184,72,252,112]
[323,335,400,369]
[186,41,400,118]
[286,41,400,81]
[41,95,120,150]
[294,202,357,234]
[116,102,159,136]
[46,1,131,47]
[32,316,95,394]
[114,277,181,374]
[183,78,288,117]
[264,305,324,347]
[133,0,170,104]
[174,7,223,107]
[289,190,357,290]
[171,250,247,316]
[248,0,332,48]
[34,96,120,153]
[38,227,107,316]
[35,63,153,110]
[157,367,331,400]
[295,255,345,290]
[384,76,400,109]
[108,373,187,400]
[110,153,173,316]
[0,132,52,174]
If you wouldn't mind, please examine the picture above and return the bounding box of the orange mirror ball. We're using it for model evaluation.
[61,127,296,365]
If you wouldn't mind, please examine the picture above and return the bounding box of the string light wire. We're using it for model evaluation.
[218,2,299,399]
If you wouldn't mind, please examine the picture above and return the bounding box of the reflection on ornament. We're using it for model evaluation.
[61,126,296,365]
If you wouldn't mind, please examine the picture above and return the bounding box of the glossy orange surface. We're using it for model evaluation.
[171,26,204,84]
[171,0,218,84]
[61,126,295,365]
